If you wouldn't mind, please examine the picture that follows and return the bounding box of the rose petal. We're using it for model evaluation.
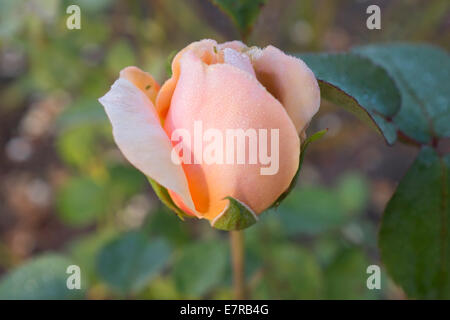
[164,50,300,220]
[250,45,321,133]
[218,40,247,52]
[155,39,219,120]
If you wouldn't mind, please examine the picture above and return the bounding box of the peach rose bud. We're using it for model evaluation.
[99,39,320,230]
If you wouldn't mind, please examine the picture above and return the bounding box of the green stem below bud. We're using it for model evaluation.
[230,230,246,299]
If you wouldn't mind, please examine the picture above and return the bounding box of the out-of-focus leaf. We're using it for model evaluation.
[56,98,108,130]
[140,276,182,300]
[57,125,94,168]
[354,44,450,144]
[336,172,369,213]
[211,287,233,300]
[56,166,144,228]
[245,211,288,255]
[70,24,110,52]
[0,254,85,300]
[314,235,346,267]
[68,229,117,284]
[56,123,110,169]
[81,69,111,98]
[252,243,323,299]
[173,240,227,297]
[106,40,136,75]
[210,0,267,38]
[277,187,347,235]
[56,176,106,227]
[107,165,146,206]
[64,0,113,14]
[379,147,450,299]
[299,53,401,145]
[28,40,85,91]
[324,248,378,299]
[143,208,191,247]
[97,231,171,295]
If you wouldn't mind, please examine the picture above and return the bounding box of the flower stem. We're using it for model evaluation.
[230,230,246,299]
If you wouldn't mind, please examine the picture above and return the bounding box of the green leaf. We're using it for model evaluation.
[379,147,450,299]
[354,44,450,145]
[0,254,85,300]
[173,240,227,297]
[270,129,327,209]
[336,172,369,213]
[106,40,136,75]
[96,231,171,295]
[57,167,144,228]
[210,0,267,38]
[300,53,401,145]
[107,165,146,205]
[212,196,258,231]
[56,176,106,227]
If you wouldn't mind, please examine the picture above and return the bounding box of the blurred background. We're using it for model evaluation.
[0,0,448,299]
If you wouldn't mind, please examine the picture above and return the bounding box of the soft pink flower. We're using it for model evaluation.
[99,39,320,223]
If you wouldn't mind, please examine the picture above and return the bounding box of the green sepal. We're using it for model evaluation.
[147,177,191,221]
[269,129,327,209]
[212,196,258,231]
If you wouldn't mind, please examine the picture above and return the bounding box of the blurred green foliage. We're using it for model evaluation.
[97,231,171,295]
[0,254,86,300]
[211,0,267,39]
